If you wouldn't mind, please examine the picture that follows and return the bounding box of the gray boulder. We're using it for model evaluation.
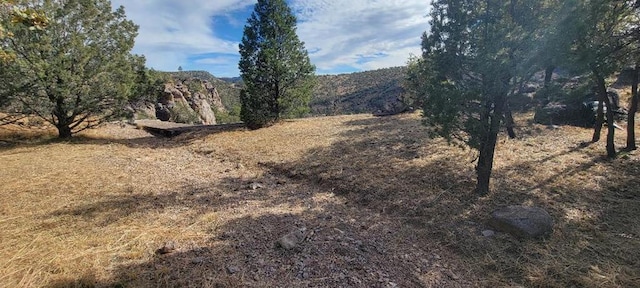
[489,206,553,239]
[533,102,590,126]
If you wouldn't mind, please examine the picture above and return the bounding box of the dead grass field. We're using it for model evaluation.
[0,112,639,287]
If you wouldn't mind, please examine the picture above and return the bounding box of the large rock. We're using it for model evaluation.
[533,102,591,126]
[154,79,226,125]
[489,206,553,239]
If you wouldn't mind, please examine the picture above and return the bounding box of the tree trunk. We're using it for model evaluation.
[54,97,73,139]
[605,96,616,158]
[626,64,638,150]
[592,73,607,143]
[504,102,516,139]
[56,122,73,138]
[476,94,506,196]
[544,65,555,87]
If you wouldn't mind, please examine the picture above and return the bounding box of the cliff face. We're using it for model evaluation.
[155,79,226,125]
[132,78,226,125]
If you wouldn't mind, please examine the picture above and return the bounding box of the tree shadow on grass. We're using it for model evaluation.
[44,177,459,287]
[38,114,639,287]
[0,122,247,152]
[257,115,638,286]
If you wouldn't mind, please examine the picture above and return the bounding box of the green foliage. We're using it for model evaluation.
[214,104,241,124]
[170,101,200,124]
[414,0,548,195]
[129,60,168,104]
[557,0,636,76]
[186,79,205,94]
[0,0,48,62]
[239,0,315,129]
[402,56,428,109]
[0,0,139,138]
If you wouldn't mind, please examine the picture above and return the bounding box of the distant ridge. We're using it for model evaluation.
[311,66,407,115]
[165,67,409,116]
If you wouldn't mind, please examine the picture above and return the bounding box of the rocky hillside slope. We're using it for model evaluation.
[311,67,408,115]
[134,67,409,124]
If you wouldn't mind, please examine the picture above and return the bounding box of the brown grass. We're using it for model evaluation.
[0,112,639,287]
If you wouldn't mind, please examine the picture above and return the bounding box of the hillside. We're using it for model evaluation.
[207,67,408,117]
[1,112,638,287]
[311,66,407,115]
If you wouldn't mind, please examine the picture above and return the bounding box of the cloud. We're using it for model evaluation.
[291,0,430,73]
[111,0,430,77]
[110,0,253,76]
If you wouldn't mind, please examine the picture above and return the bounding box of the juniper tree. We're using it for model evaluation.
[0,0,139,138]
[413,0,543,195]
[238,0,315,129]
[556,0,637,157]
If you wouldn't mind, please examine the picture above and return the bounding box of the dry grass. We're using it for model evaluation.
[0,112,639,287]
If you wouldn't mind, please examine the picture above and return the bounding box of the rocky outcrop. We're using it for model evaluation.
[156,79,227,125]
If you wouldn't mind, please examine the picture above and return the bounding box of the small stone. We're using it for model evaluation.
[226,266,240,274]
[482,230,495,237]
[155,241,176,255]
[249,182,264,190]
[191,257,205,264]
[447,271,460,280]
[277,227,306,250]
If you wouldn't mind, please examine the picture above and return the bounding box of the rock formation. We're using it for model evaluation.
[156,79,226,125]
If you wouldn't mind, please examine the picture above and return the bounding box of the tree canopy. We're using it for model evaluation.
[411,0,546,195]
[238,0,315,129]
[410,0,640,194]
[0,0,140,138]
[1,0,48,62]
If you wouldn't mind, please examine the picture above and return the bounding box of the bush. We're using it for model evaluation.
[170,102,201,124]
[215,105,241,124]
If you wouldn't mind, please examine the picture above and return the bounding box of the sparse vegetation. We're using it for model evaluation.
[0,1,639,287]
[312,67,407,115]
[0,112,638,287]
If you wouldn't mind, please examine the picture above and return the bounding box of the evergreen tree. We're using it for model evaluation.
[557,0,637,157]
[413,0,542,195]
[0,0,139,138]
[0,0,48,62]
[238,0,315,129]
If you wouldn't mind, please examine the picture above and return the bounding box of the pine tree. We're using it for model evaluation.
[238,0,315,129]
[0,0,139,138]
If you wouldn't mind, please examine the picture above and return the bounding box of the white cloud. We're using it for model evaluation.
[291,0,430,73]
[111,0,431,76]
[110,0,253,74]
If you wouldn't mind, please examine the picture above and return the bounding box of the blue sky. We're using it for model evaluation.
[110,0,431,77]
